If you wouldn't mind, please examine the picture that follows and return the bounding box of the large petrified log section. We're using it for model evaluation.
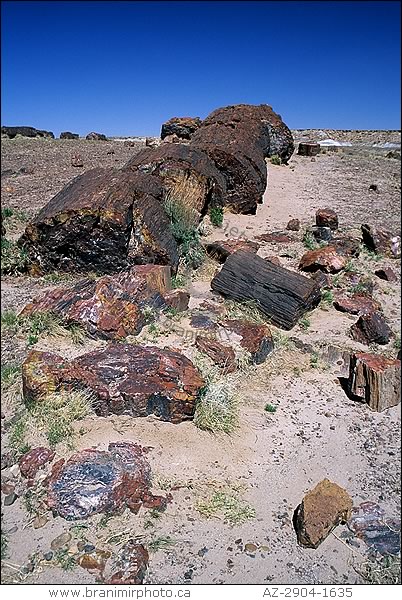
[347,352,401,412]
[211,250,321,330]
[22,344,205,423]
[20,168,179,275]
[2,126,55,139]
[20,265,172,340]
[190,104,294,214]
[123,144,226,219]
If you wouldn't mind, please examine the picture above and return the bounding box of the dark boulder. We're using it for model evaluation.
[60,132,79,139]
[298,142,320,157]
[350,312,392,345]
[2,126,54,139]
[86,132,107,141]
[161,117,202,140]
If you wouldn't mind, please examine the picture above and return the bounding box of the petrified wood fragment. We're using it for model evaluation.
[211,250,321,330]
[220,319,274,364]
[2,126,54,139]
[333,294,381,316]
[205,239,259,263]
[298,142,321,157]
[161,117,202,140]
[299,246,347,273]
[347,352,401,412]
[316,208,338,230]
[60,132,79,139]
[350,312,392,345]
[195,335,237,374]
[374,267,397,282]
[22,344,205,423]
[361,224,401,258]
[294,479,352,548]
[45,442,170,520]
[105,541,149,584]
[20,265,172,340]
[19,447,55,480]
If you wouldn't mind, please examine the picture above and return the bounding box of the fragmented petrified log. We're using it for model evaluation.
[294,479,352,548]
[211,250,321,330]
[123,144,226,218]
[297,142,320,157]
[220,319,274,364]
[22,344,205,423]
[20,168,179,275]
[1,126,54,139]
[145,137,160,148]
[312,226,332,242]
[105,541,149,584]
[286,218,300,231]
[348,502,401,556]
[60,132,79,139]
[195,335,237,374]
[161,117,202,140]
[374,267,398,282]
[205,239,259,263]
[361,224,401,258]
[19,447,55,480]
[299,246,347,273]
[163,289,190,312]
[347,352,401,412]
[350,312,392,345]
[20,265,172,340]
[331,237,360,258]
[45,442,171,520]
[190,104,294,214]
[71,153,83,167]
[315,208,338,230]
[255,232,291,243]
[86,132,107,141]
[333,294,381,316]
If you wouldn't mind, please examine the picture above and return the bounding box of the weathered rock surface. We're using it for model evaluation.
[85,132,107,141]
[60,132,79,140]
[161,117,202,140]
[220,319,274,364]
[331,237,360,258]
[20,265,172,340]
[255,232,291,243]
[299,246,347,273]
[211,250,321,330]
[316,208,338,230]
[105,541,149,584]
[163,289,190,312]
[361,224,401,258]
[311,226,332,242]
[336,271,374,295]
[20,168,179,275]
[347,352,401,411]
[23,344,204,423]
[333,294,381,316]
[205,239,259,263]
[348,502,401,555]
[298,142,320,156]
[195,335,237,373]
[286,218,300,231]
[19,447,55,480]
[123,143,226,219]
[71,153,83,167]
[374,267,398,282]
[2,126,54,139]
[190,104,294,214]
[350,312,392,345]
[46,442,171,520]
[294,479,353,548]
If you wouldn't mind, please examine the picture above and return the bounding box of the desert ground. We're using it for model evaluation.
[1,131,401,585]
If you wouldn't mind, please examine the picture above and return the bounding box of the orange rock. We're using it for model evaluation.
[299,246,347,273]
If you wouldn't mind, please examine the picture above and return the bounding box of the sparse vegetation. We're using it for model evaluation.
[310,352,319,368]
[224,299,266,324]
[1,309,86,346]
[299,316,311,330]
[353,554,401,585]
[1,237,30,275]
[360,245,383,261]
[8,418,30,455]
[171,273,188,289]
[264,403,277,413]
[196,489,256,526]
[53,548,77,571]
[148,536,176,552]
[320,289,334,309]
[1,363,21,388]
[209,205,224,227]
[1,528,8,560]
[270,154,282,165]
[303,231,318,250]
[194,361,238,434]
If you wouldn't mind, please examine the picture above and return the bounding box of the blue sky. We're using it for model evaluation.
[1,1,401,136]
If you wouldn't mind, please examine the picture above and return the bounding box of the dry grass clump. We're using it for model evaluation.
[1,309,87,346]
[195,483,256,525]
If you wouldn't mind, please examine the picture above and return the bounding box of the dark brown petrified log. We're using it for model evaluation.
[211,250,321,330]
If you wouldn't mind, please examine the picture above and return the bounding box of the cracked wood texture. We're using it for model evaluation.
[211,250,322,330]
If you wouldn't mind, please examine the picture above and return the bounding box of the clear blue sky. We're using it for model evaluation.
[1,1,401,136]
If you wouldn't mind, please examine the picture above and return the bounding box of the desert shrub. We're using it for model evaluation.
[302,231,318,250]
[270,155,282,165]
[209,205,224,227]
[1,237,29,275]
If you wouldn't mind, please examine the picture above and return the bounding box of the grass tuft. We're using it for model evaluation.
[196,490,256,526]
[264,403,277,413]
[1,237,30,275]
[209,206,224,227]
[270,155,282,165]
[303,231,318,250]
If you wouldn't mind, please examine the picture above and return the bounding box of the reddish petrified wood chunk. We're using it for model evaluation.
[299,246,347,273]
[350,312,392,345]
[22,344,204,423]
[205,239,259,263]
[220,319,274,364]
[294,479,352,548]
[212,250,321,330]
[255,232,291,243]
[361,224,401,258]
[105,541,149,584]
[195,335,237,373]
[333,294,381,316]
[347,352,401,412]
[315,208,338,230]
[19,447,55,480]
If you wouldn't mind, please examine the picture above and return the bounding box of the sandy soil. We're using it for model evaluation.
[1,134,401,585]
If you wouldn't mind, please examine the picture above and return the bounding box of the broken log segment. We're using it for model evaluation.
[347,352,401,412]
[211,250,322,330]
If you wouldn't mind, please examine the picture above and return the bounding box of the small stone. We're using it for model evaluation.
[286,218,300,231]
[4,492,18,506]
[1,483,15,495]
[333,294,381,316]
[265,256,281,266]
[369,184,378,192]
[43,551,53,561]
[84,543,96,553]
[77,541,86,552]
[22,562,35,574]
[51,532,72,551]
[33,515,48,529]
[19,447,55,480]
[259,545,270,552]
[71,154,84,167]
[245,543,258,553]
[195,335,237,374]
[184,569,194,579]
[235,538,242,545]
[312,226,332,242]
[299,246,346,273]
[298,142,320,157]
[9,464,20,478]
[197,547,208,557]
[374,268,397,282]
[6,525,18,534]
[316,208,338,230]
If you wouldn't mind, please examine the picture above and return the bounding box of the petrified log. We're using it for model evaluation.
[1,126,54,139]
[205,239,259,263]
[220,319,274,364]
[294,479,352,548]
[350,312,392,345]
[195,335,237,374]
[86,132,107,141]
[123,144,226,218]
[22,344,205,423]
[333,294,381,316]
[361,224,401,258]
[299,246,347,273]
[347,352,401,412]
[211,250,321,330]
[316,208,338,230]
[20,168,179,275]
[20,265,172,340]
[60,132,79,139]
[190,104,294,214]
[161,117,202,140]
[45,442,170,520]
[297,142,320,156]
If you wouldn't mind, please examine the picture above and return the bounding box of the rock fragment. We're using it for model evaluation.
[85,132,107,141]
[205,239,259,263]
[19,447,55,480]
[361,224,401,258]
[299,246,347,273]
[333,294,381,316]
[315,208,338,230]
[286,218,300,231]
[195,335,237,374]
[220,319,274,364]
[60,132,79,140]
[297,142,320,156]
[374,267,397,282]
[350,312,392,345]
[105,541,149,584]
[161,117,202,141]
[347,352,401,412]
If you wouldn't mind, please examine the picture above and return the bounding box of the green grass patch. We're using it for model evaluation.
[209,205,224,227]
[302,231,318,250]
[1,237,30,275]
[196,490,256,526]
[264,403,277,413]
[269,155,282,165]
[299,316,311,330]
[1,309,86,346]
